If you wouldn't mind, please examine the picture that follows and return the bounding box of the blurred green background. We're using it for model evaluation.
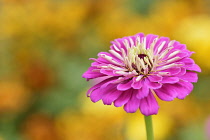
[0,0,210,140]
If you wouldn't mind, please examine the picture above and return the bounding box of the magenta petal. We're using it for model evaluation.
[179,71,198,82]
[90,84,116,102]
[90,88,104,102]
[100,78,119,88]
[114,90,132,107]
[174,52,188,59]
[86,77,116,96]
[149,82,162,89]
[90,82,116,102]
[177,82,193,99]
[147,81,162,89]
[91,61,100,67]
[113,38,127,52]
[131,81,143,89]
[154,37,169,54]
[144,78,162,89]
[135,33,145,39]
[117,80,133,91]
[91,57,110,64]
[145,34,159,49]
[131,77,143,89]
[97,52,121,63]
[154,84,177,101]
[82,72,105,80]
[82,67,106,80]
[161,77,179,84]
[176,67,186,76]
[136,86,149,99]
[124,91,140,113]
[175,81,193,99]
[180,58,195,67]
[174,43,186,50]
[98,52,122,63]
[139,91,159,116]
[102,90,122,105]
[100,69,120,76]
[148,75,162,82]
[163,67,181,75]
[187,64,201,72]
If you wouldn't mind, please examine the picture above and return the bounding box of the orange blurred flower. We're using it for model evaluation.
[0,81,30,114]
[21,113,60,140]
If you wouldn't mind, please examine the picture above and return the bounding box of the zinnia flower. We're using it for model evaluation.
[82,33,201,116]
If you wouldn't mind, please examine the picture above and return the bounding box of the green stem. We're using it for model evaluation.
[144,115,154,140]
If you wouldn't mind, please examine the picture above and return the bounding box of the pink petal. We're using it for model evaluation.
[123,37,133,47]
[100,69,120,76]
[90,84,116,102]
[161,77,179,84]
[162,67,181,75]
[110,45,121,54]
[187,64,201,72]
[148,82,162,89]
[114,89,132,107]
[98,52,122,63]
[100,78,118,88]
[90,88,104,102]
[179,71,198,82]
[87,77,118,96]
[91,61,100,67]
[113,38,127,52]
[124,90,140,113]
[139,91,159,116]
[91,57,110,64]
[180,58,195,67]
[174,43,186,50]
[98,52,121,62]
[136,86,149,99]
[131,77,143,89]
[82,67,106,80]
[154,84,177,101]
[148,75,162,82]
[173,52,188,59]
[173,81,193,99]
[135,33,145,40]
[145,78,162,89]
[154,37,169,54]
[176,67,186,76]
[83,73,106,80]
[117,80,133,91]
[145,34,159,49]
[102,90,122,105]
[110,41,121,51]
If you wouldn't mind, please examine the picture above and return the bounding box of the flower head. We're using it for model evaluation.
[82,33,201,116]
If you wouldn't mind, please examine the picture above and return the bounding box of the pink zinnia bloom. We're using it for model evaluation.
[82,33,201,116]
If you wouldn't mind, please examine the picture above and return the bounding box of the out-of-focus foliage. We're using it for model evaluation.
[0,0,209,140]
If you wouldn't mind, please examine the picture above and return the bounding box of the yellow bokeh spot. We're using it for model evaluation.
[174,15,210,74]
[125,112,174,140]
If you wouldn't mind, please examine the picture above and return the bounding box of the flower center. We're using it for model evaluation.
[124,39,155,75]
[138,54,147,59]
[133,53,153,75]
